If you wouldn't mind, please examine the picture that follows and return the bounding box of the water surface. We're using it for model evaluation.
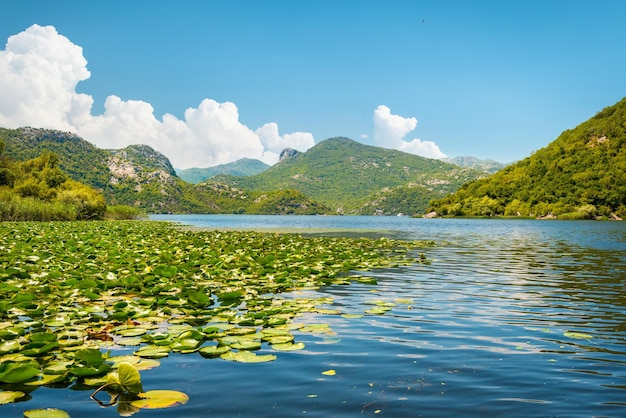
[5,216,625,417]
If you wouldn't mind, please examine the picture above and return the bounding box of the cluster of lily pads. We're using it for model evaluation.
[0,220,431,413]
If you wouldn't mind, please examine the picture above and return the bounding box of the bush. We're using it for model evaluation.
[105,205,147,220]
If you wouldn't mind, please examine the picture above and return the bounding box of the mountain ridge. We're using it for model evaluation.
[210,136,486,214]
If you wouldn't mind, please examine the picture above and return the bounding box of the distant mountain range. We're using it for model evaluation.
[209,137,486,215]
[442,156,507,173]
[14,98,620,221]
[176,158,269,184]
[1,128,488,215]
[429,97,626,219]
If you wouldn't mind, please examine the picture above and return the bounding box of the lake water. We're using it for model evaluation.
[6,215,626,417]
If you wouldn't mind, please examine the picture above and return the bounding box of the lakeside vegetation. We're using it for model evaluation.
[0,220,431,411]
[428,97,626,219]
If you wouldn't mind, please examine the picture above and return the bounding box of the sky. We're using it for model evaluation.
[1,0,626,169]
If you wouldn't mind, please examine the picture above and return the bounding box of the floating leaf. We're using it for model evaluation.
[199,345,230,358]
[134,346,170,359]
[272,342,305,351]
[564,331,593,340]
[322,369,336,376]
[220,351,276,363]
[25,373,67,386]
[0,390,25,405]
[24,408,70,418]
[0,363,39,383]
[131,390,189,409]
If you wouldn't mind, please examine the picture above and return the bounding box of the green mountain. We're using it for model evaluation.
[177,158,269,184]
[428,97,626,219]
[442,156,507,174]
[0,127,329,214]
[211,137,485,215]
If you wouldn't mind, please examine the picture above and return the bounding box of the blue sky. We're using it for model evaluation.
[1,0,626,168]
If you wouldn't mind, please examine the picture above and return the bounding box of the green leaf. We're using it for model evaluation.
[564,331,593,340]
[131,390,189,409]
[117,362,143,393]
[199,345,230,358]
[220,351,276,363]
[74,348,106,367]
[23,408,70,418]
[0,390,25,405]
[271,342,305,351]
[188,290,211,306]
[0,363,40,383]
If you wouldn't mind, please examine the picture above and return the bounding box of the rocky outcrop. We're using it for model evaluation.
[279,148,299,162]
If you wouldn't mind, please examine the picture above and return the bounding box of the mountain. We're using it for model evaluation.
[428,97,626,219]
[176,158,269,184]
[210,137,486,215]
[0,127,198,213]
[0,127,328,214]
[442,156,507,174]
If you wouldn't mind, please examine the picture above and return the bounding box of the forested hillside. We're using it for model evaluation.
[428,97,626,219]
[214,137,485,214]
[0,127,330,215]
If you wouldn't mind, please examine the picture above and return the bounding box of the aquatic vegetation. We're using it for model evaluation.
[0,220,430,409]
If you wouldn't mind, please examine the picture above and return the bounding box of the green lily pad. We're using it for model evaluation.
[564,331,593,340]
[0,363,40,383]
[220,351,277,363]
[0,340,21,354]
[25,373,66,386]
[0,390,25,405]
[271,342,305,351]
[131,390,189,409]
[23,408,70,418]
[134,346,170,359]
[199,345,230,358]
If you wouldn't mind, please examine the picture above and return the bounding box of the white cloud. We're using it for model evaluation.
[255,122,315,164]
[372,105,447,159]
[0,24,315,168]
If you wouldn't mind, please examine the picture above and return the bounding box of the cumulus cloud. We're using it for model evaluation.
[372,105,447,159]
[0,24,315,168]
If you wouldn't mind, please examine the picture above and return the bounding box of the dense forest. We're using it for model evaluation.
[428,97,626,219]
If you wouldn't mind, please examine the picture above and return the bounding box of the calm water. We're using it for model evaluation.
[5,216,626,417]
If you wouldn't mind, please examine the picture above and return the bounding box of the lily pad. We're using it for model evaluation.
[199,345,230,358]
[564,331,593,340]
[23,408,70,418]
[131,390,189,409]
[0,363,40,383]
[220,351,277,363]
[271,342,305,351]
[0,390,25,405]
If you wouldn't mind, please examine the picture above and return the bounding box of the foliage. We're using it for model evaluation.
[0,140,106,221]
[357,183,443,216]
[105,205,147,220]
[429,97,626,218]
[0,220,432,408]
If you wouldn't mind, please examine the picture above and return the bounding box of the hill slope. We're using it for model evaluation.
[0,127,331,214]
[429,97,626,218]
[213,137,485,214]
[177,158,269,184]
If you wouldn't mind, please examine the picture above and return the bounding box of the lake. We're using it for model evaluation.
[5,215,626,417]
